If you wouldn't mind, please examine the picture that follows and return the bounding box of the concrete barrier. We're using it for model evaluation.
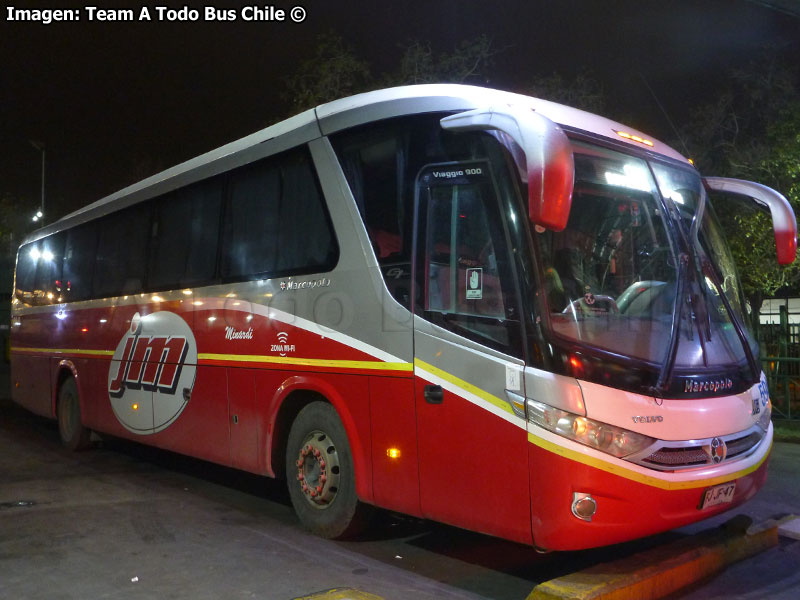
[527,515,779,600]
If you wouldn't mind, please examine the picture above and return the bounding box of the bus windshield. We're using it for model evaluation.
[651,162,757,358]
[536,141,754,370]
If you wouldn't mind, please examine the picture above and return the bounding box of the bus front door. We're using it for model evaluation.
[412,163,532,545]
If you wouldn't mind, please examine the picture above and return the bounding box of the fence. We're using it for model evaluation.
[759,305,800,419]
[762,356,800,420]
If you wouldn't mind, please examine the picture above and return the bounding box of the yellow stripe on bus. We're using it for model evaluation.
[10,346,115,357]
[10,347,412,373]
[413,358,514,416]
[527,431,771,491]
[198,353,413,372]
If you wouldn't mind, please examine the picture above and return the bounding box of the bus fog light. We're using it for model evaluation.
[571,492,597,521]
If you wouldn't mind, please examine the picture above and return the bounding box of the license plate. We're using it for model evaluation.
[699,481,736,509]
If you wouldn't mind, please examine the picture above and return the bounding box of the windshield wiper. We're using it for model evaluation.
[694,184,759,380]
[653,186,714,395]
[700,255,760,381]
[689,186,714,342]
[652,252,688,395]
[655,185,760,395]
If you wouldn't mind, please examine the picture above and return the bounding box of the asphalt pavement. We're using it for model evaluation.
[1,395,798,600]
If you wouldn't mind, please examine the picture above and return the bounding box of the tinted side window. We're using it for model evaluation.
[63,223,98,302]
[14,242,38,304]
[277,151,336,272]
[334,133,406,262]
[94,205,150,298]
[34,233,66,304]
[425,177,507,319]
[331,115,506,309]
[417,163,523,357]
[223,158,281,278]
[222,148,337,280]
[149,178,223,290]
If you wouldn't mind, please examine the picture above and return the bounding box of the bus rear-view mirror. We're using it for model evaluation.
[704,177,798,265]
[441,106,574,231]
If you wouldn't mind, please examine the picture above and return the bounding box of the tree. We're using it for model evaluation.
[0,194,32,258]
[0,193,35,291]
[283,32,372,113]
[520,71,607,114]
[388,35,499,86]
[681,49,800,327]
[284,33,502,111]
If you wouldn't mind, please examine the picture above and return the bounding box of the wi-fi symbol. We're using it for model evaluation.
[277,332,289,344]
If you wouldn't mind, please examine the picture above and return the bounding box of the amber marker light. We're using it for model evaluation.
[572,417,589,436]
[132,403,139,411]
[614,130,655,147]
[386,448,401,459]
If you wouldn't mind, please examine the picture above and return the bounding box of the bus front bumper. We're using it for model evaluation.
[527,426,772,551]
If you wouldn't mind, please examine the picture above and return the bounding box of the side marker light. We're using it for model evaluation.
[614,130,655,147]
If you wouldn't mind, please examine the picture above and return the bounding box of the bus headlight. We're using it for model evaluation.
[527,399,655,458]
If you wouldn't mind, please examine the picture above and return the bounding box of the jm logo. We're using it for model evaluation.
[108,331,189,397]
[107,311,197,436]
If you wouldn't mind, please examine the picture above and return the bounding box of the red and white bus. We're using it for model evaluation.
[10,85,797,550]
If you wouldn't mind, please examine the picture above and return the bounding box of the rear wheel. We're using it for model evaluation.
[285,402,371,539]
[57,378,91,451]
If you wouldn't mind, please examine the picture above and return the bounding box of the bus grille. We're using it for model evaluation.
[631,426,765,471]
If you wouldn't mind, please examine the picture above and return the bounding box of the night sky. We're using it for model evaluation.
[1,0,798,224]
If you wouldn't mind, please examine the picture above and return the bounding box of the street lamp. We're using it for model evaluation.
[29,140,45,223]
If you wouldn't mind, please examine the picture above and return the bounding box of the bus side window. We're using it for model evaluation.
[149,178,223,290]
[33,233,65,305]
[63,223,98,302]
[14,242,39,306]
[222,147,337,281]
[332,115,525,312]
[425,184,506,319]
[93,205,150,298]
[223,159,281,279]
[277,151,337,272]
[331,128,412,308]
[418,166,523,357]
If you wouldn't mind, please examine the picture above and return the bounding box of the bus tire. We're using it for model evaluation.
[285,401,371,539]
[57,378,92,452]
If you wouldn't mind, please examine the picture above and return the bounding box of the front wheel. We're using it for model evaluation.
[285,402,371,539]
[57,378,92,451]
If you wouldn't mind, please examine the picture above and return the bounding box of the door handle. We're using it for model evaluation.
[424,384,444,404]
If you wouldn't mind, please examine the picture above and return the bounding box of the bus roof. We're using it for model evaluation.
[32,84,689,242]
[316,84,686,163]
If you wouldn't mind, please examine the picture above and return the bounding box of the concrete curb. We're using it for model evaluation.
[292,588,385,600]
[776,514,800,540]
[527,515,779,600]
